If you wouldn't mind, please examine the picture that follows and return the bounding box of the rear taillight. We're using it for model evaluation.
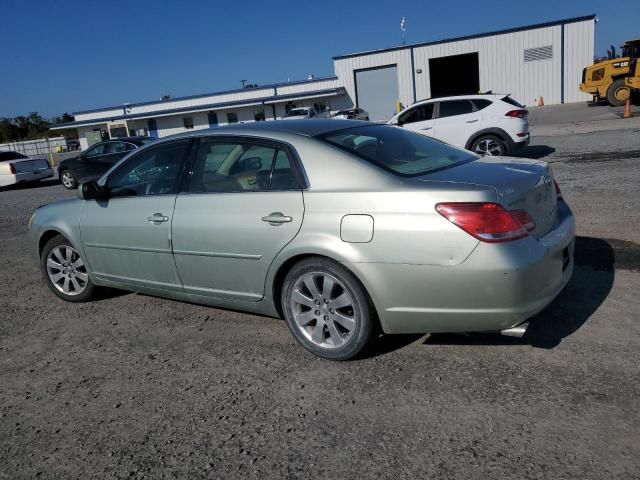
[435,202,529,243]
[510,209,536,232]
[554,180,563,200]
[505,109,528,118]
[9,163,16,174]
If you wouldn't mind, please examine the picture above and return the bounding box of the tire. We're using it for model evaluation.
[281,257,376,360]
[60,170,78,190]
[470,134,506,157]
[606,78,631,107]
[41,234,95,302]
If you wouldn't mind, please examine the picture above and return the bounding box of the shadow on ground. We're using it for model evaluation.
[513,145,556,159]
[0,179,60,191]
[369,236,618,356]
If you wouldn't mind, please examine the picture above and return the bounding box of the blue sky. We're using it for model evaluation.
[1,0,638,117]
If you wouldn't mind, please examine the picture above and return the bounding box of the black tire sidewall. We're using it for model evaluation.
[281,257,375,360]
[41,234,94,302]
[472,135,505,156]
[606,79,629,107]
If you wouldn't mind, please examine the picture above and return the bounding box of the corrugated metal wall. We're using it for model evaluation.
[334,49,414,107]
[564,20,595,103]
[334,18,595,107]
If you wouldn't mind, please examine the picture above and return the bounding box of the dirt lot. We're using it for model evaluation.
[1,114,639,479]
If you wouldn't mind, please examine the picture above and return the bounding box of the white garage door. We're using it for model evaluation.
[355,65,399,122]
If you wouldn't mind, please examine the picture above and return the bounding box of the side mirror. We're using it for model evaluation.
[78,181,107,200]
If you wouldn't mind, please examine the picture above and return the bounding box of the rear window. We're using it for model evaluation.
[319,125,475,177]
[438,100,474,118]
[0,151,27,161]
[471,99,492,110]
[502,96,525,108]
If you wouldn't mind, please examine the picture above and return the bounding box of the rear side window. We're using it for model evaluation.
[320,125,475,177]
[471,99,492,110]
[399,103,434,124]
[502,96,525,108]
[438,100,474,118]
[188,140,301,193]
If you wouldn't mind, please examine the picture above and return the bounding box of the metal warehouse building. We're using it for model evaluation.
[52,14,595,145]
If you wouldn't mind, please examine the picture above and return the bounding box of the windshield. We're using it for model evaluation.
[286,109,308,117]
[0,151,28,161]
[319,125,476,177]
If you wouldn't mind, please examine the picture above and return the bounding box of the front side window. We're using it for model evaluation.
[188,140,300,193]
[106,141,189,197]
[438,100,474,118]
[84,143,108,157]
[399,103,434,124]
[320,125,475,177]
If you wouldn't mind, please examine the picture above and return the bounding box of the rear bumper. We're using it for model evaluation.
[505,135,530,153]
[0,168,54,187]
[346,201,575,334]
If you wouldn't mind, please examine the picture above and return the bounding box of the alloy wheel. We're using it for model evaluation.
[61,171,75,188]
[46,245,89,296]
[474,139,503,156]
[290,272,357,348]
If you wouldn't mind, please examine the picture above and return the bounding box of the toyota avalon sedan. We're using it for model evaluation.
[29,120,574,360]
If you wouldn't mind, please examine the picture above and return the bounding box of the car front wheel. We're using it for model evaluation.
[282,257,376,360]
[41,234,95,302]
[60,170,78,190]
[471,135,506,156]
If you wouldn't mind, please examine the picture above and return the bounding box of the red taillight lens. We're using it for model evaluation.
[435,202,529,243]
[510,209,536,232]
[505,109,529,118]
[9,163,16,174]
[554,179,563,200]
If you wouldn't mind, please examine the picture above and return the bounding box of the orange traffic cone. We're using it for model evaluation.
[538,96,545,106]
[623,98,632,118]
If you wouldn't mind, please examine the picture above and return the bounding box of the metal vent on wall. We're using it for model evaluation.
[524,45,553,63]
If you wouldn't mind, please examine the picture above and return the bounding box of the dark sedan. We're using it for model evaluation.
[58,137,154,189]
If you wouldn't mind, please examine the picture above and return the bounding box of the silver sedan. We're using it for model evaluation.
[29,120,574,360]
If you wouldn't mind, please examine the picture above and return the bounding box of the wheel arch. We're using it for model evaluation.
[269,252,381,327]
[464,127,510,150]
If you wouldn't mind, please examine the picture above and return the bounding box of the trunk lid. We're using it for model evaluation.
[421,156,558,238]
[10,158,50,173]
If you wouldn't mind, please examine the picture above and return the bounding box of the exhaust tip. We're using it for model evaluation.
[500,322,529,338]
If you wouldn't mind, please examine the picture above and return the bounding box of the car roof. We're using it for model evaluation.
[99,136,151,145]
[161,119,367,141]
[412,94,506,104]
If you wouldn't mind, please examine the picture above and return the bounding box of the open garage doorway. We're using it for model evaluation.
[429,52,479,98]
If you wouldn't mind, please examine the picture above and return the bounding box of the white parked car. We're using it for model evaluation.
[332,108,370,120]
[282,107,329,120]
[388,94,530,156]
[0,151,54,188]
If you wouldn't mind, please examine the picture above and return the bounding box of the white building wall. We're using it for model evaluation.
[334,49,413,107]
[276,78,341,95]
[74,109,123,122]
[413,25,562,105]
[564,20,595,103]
[335,18,594,107]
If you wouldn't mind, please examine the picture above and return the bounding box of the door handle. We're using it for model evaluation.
[147,213,169,224]
[420,126,433,131]
[261,212,293,225]
[465,119,479,123]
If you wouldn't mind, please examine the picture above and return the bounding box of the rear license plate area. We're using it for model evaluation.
[562,247,570,271]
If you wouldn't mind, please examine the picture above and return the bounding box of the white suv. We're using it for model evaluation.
[387,94,530,156]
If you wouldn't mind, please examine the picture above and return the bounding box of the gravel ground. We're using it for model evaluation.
[1,122,639,479]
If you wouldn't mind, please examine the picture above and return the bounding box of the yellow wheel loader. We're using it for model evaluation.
[579,39,640,106]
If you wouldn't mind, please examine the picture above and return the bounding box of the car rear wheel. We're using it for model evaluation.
[281,257,376,360]
[606,78,630,107]
[60,170,78,190]
[41,234,95,302]
[471,135,506,156]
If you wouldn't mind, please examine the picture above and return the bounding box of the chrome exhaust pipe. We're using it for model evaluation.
[500,322,529,338]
